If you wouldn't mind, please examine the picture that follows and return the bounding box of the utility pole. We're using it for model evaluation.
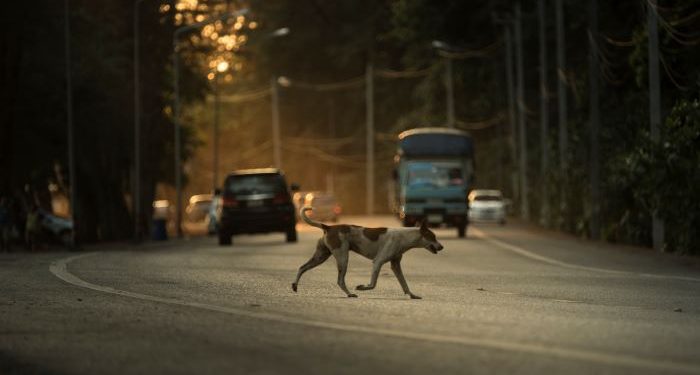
[647,0,665,251]
[515,1,529,220]
[271,76,281,169]
[445,57,455,128]
[173,36,183,237]
[213,72,221,191]
[503,23,518,202]
[64,0,76,247]
[365,61,375,215]
[555,0,568,227]
[588,0,601,240]
[133,0,144,242]
[538,0,549,226]
[327,97,335,193]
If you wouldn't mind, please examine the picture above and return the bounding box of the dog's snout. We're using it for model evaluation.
[436,243,444,251]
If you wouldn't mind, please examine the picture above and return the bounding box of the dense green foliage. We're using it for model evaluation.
[611,100,700,253]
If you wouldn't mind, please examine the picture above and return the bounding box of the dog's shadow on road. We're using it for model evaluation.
[323,295,418,302]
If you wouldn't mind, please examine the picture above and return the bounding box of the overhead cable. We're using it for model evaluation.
[217,87,271,103]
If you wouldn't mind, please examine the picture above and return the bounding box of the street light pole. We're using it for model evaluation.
[212,61,228,192]
[266,28,290,170]
[445,57,455,128]
[173,8,249,238]
[432,40,455,128]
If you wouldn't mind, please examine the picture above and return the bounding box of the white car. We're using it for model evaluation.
[468,189,506,225]
[303,191,341,222]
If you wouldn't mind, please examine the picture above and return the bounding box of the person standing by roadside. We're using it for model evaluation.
[0,197,11,252]
[25,204,41,251]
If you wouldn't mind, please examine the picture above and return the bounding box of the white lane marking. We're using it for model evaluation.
[51,253,700,374]
[470,227,700,283]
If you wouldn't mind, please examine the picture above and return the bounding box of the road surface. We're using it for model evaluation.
[1,216,700,374]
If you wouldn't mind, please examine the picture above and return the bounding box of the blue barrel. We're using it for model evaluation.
[151,219,168,241]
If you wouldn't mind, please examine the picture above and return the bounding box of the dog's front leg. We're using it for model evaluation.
[390,256,421,299]
[356,258,386,291]
[331,247,357,298]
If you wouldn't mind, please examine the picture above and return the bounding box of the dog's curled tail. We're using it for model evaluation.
[300,206,328,231]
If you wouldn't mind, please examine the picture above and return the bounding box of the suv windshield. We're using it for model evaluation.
[226,174,285,195]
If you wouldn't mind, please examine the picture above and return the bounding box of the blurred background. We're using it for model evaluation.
[0,0,698,253]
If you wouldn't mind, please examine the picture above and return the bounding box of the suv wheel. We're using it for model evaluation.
[218,232,232,246]
[286,228,298,243]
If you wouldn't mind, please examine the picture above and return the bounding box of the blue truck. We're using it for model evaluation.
[391,127,475,238]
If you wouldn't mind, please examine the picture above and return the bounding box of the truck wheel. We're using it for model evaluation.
[218,231,232,246]
[457,224,467,238]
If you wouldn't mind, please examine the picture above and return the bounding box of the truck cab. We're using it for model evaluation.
[392,128,474,238]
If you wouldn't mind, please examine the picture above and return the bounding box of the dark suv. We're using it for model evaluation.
[217,168,298,245]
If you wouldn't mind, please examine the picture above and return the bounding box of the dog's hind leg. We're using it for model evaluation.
[292,239,331,292]
[390,256,421,299]
[331,244,357,298]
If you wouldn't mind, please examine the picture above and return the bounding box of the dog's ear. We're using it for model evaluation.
[417,219,427,229]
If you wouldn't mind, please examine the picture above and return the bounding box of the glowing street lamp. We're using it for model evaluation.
[212,60,229,191]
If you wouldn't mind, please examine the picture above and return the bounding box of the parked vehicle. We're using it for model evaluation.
[302,191,341,222]
[185,194,212,222]
[217,168,298,245]
[468,189,506,225]
[183,194,212,236]
[391,127,475,238]
[39,209,73,247]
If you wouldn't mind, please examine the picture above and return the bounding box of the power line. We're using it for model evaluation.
[435,40,501,59]
[216,87,271,103]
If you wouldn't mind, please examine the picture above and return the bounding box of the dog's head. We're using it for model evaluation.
[418,220,444,254]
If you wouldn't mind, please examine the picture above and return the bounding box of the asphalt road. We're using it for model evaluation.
[1,216,700,374]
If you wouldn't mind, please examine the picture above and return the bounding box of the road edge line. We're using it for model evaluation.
[471,227,700,283]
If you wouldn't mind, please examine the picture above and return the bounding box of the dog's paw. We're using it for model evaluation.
[348,293,358,298]
[409,294,422,300]
[291,283,298,292]
[355,285,368,291]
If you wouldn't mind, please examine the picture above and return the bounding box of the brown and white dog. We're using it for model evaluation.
[292,207,444,299]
